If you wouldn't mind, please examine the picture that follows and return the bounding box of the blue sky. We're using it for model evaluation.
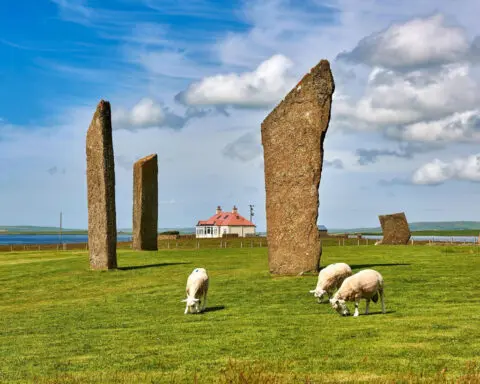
[1,0,480,231]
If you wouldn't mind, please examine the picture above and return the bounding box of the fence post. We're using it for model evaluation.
[241,241,243,248]
[260,240,262,247]
[176,242,178,248]
[366,238,368,246]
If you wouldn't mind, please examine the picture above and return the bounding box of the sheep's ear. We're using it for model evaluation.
[181,299,187,302]
[193,298,200,302]
[309,290,316,293]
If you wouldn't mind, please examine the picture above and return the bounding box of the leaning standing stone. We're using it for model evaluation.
[132,154,158,251]
[86,100,117,269]
[261,60,335,275]
[378,212,411,245]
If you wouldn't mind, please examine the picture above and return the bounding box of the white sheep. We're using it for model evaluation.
[182,267,209,314]
[329,269,385,317]
[309,262,353,303]
[374,240,383,245]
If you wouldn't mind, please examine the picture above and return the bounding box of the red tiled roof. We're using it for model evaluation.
[197,210,255,227]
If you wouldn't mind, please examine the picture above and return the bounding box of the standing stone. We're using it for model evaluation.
[261,60,335,275]
[86,100,117,269]
[378,212,411,245]
[132,154,158,251]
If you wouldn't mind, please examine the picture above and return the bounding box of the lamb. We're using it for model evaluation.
[309,262,353,303]
[329,269,385,317]
[182,267,209,314]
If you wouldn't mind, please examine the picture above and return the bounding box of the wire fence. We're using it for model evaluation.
[1,235,479,252]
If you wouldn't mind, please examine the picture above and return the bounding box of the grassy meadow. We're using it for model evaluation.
[0,245,479,383]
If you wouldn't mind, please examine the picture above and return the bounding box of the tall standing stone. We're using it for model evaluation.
[378,212,411,245]
[132,154,158,251]
[261,60,335,275]
[86,100,117,270]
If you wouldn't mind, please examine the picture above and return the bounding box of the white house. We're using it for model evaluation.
[196,205,256,238]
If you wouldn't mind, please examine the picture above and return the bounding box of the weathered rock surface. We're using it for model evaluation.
[378,212,411,245]
[261,60,335,275]
[86,100,117,269]
[133,154,158,251]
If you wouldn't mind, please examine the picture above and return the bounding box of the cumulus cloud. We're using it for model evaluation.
[412,154,480,185]
[176,54,297,108]
[222,132,262,162]
[337,64,479,129]
[324,158,344,169]
[112,98,220,131]
[387,110,480,142]
[337,14,471,70]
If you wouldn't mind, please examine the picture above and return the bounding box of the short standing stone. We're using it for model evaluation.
[378,212,411,245]
[132,154,158,251]
[261,60,335,275]
[86,100,117,269]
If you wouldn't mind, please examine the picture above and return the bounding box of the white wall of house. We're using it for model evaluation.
[228,226,255,237]
[196,225,255,238]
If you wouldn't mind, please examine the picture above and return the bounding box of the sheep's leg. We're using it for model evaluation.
[353,300,360,317]
[365,299,370,315]
[184,303,189,315]
[380,289,386,314]
[201,292,207,312]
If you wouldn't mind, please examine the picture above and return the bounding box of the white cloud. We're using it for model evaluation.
[112,98,198,131]
[390,110,480,142]
[412,154,480,185]
[337,14,471,70]
[336,64,479,129]
[115,98,165,128]
[177,54,296,107]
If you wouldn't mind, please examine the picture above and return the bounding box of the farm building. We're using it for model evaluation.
[318,225,328,237]
[195,205,256,238]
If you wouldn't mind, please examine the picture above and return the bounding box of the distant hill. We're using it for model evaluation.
[329,221,480,234]
[0,225,81,232]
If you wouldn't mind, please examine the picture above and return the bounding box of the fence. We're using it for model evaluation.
[1,235,479,253]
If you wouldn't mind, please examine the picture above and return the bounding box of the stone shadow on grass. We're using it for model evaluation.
[118,262,191,271]
[350,263,410,269]
[202,306,225,313]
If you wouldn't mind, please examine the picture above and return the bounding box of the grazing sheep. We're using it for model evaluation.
[329,269,385,317]
[374,240,383,246]
[309,263,353,303]
[182,267,209,314]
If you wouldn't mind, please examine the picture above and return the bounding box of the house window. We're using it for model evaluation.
[223,228,227,234]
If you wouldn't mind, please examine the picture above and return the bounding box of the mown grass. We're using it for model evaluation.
[0,245,479,383]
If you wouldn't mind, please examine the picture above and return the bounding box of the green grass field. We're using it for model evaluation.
[0,245,479,383]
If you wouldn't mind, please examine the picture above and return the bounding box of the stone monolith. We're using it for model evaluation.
[261,60,335,275]
[378,212,411,245]
[132,154,158,251]
[86,100,117,269]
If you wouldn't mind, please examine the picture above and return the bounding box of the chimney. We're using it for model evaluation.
[232,205,238,214]
[216,205,222,214]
